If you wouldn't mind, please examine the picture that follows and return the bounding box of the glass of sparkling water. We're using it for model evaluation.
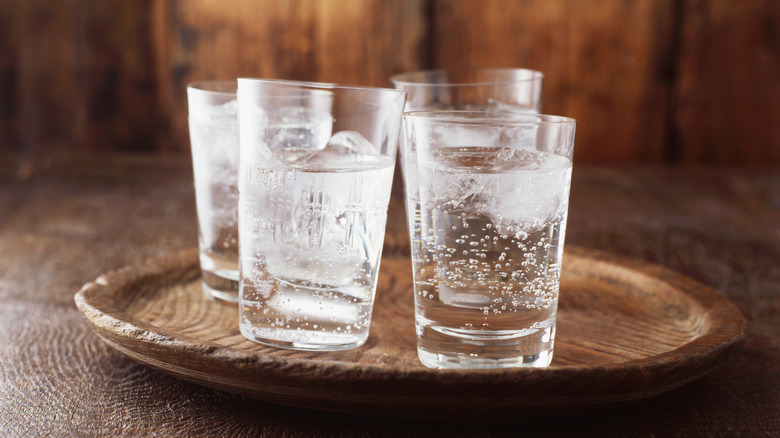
[401,111,576,369]
[187,80,240,303]
[392,68,544,283]
[236,78,406,351]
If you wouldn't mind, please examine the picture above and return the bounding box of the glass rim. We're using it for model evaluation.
[403,110,575,126]
[237,77,406,97]
[187,80,237,96]
[390,67,544,87]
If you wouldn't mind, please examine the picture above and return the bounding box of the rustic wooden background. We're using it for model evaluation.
[2,0,779,171]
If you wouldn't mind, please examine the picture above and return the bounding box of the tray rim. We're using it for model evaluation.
[74,247,745,414]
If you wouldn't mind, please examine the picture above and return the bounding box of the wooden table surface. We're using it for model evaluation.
[1,157,778,436]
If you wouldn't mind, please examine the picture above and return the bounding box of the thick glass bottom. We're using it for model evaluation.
[201,268,239,303]
[239,325,368,351]
[416,322,555,369]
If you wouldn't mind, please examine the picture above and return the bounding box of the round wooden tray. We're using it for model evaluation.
[74,247,744,419]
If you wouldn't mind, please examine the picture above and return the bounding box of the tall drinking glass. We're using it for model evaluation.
[237,79,406,351]
[392,68,544,277]
[401,111,576,369]
[187,80,239,303]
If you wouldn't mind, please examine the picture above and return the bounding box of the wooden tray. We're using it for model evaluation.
[74,247,744,419]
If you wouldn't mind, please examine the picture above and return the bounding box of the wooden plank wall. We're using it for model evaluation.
[1,0,779,170]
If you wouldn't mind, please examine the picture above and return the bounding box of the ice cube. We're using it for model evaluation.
[427,148,571,235]
[210,99,239,123]
[485,98,538,115]
[326,131,380,156]
[190,106,239,183]
[489,148,544,171]
[483,152,572,233]
[190,98,238,123]
[238,103,275,164]
[267,107,333,152]
[283,131,381,169]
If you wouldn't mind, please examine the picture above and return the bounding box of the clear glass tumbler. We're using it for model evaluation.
[187,80,240,303]
[392,68,544,280]
[401,111,576,369]
[237,78,406,351]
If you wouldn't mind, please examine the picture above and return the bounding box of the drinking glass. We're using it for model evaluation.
[187,80,239,303]
[392,68,544,279]
[237,78,406,351]
[401,111,575,369]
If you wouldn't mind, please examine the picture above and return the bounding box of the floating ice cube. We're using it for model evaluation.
[427,148,571,234]
[238,102,275,164]
[211,99,239,123]
[190,98,238,123]
[482,151,572,233]
[189,98,238,162]
[489,148,545,171]
[327,131,380,156]
[282,131,383,169]
[485,98,538,115]
[267,107,333,152]
[189,99,239,183]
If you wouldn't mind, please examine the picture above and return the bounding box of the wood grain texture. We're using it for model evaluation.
[431,0,780,166]
[151,0,426,154]
[675,0,780,164]
[0,0,425,161]
[431,0,675,165]
[1,158,779,435]
[3,1,780,167]
[0,0,163,170]
[74,246,743,418]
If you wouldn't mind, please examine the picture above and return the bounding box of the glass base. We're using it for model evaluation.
[239,325,368,351]
[417,346,553,369]
[201,269,239,303]
[416,323,556,369]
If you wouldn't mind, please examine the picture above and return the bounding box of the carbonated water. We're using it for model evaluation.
[239,144,394,350]
[411,146,572,367]
[189,102,239,302]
